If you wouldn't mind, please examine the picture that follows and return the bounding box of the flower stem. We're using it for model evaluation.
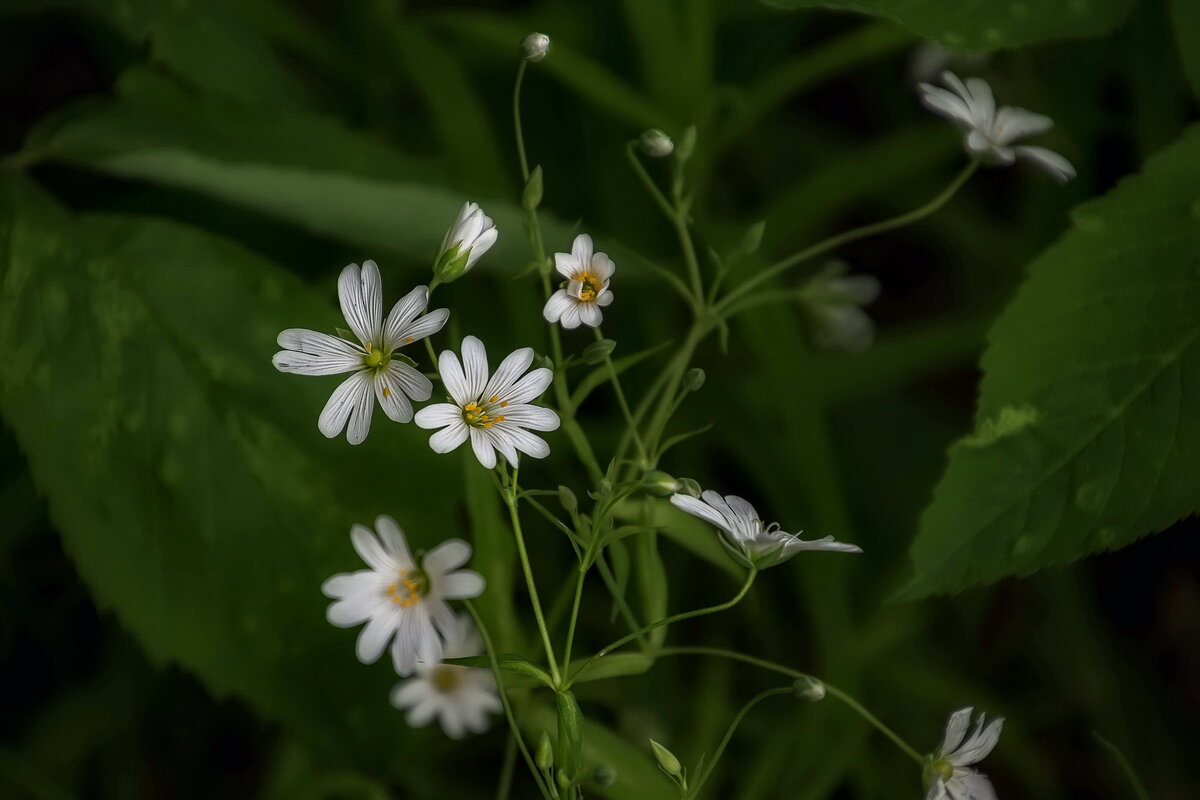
[513,61,531,181]
[567,568,756,687]
[465,600,554,800]
[594,326,648,467]
[715,158,980,316]
[502,470,562,687]
[688,686,794,797]
[653,646,925,765]
[1093,731,1150,800]
[560,566,587,676]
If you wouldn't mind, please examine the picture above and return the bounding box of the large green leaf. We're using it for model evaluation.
[0,173,473,777]
[1171,0,1200,102]
[764,0,1134,50]
[900,126,1200,599]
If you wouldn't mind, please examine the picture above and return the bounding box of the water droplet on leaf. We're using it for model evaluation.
[1073,481,1106,513]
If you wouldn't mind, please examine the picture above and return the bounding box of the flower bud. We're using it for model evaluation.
[794,676,826,702]
[434,202,498,283]
[639,128,674,158]
[592,764,618,788]
[533,354,555,371]
[582,338,616,365]
[683,368,705,392]
[523,165,544,211]
[649,739,682,778]
[558,485,578,513]
[741,220,766,255]
[521,32,551,62]
[676,477,702,498]
[536,731,554,770]
[642,470,680,497]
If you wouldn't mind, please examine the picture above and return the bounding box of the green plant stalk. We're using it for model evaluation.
[1092,732,1150,800]
[495,734,517,800]
[568,568,756,686]
[502,470,562,687]
[595,326,649,467]
[465,601,554,800]
[654,646,925,765]
[560,565,587,676]
[688,686,794,797]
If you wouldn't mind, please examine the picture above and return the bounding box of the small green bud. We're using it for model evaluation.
[639,128,674,158]
[649,739,682,778]
[642,470,680,497]
[592,764,618,787]
[582,338,616,365]
[675,125,697,163]
[523,165,544,210]
[533,354,555,371]
[683,368,706,392]
[536,732,554,770]
[558,485,578,513]
[741,220,766,254]
[521,32,551,62]
[793,676,826,702]
[556,769,572,791]
[677,478,702,498]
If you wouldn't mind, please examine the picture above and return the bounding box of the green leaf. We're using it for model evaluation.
[565,653,654,685]
[555,691,585,782]
[763,0,1134,50]
[901,126,1200,599]
[1170,0,1200,102]
[442,654,554,688]
[0,174,463,777]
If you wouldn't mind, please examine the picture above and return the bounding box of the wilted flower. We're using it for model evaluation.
[918,71,1075,182]
[414,336,560,469]
[389,613,500,738]
[924,707,1004,800]
[434,202,498,282]
[543,234,615,329]
[272,261,448,444]
[799,260,881,353]
[670,490,861,569]
[521,32,551,62]
[322,516,485,676]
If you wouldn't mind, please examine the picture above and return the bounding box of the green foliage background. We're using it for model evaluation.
[0,0,1197,798]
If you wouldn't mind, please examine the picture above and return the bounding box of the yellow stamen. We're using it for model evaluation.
[489,395,499,403]
[383,387,391,397]
[404,336,414,343]
[500,400,508,407]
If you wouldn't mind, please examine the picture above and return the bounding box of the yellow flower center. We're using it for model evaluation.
[432,665,463,693]
[463,396,508,429]
[386,568,429,607]
[575,271,603,303]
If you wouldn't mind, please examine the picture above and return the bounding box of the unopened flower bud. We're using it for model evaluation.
[558,485,578,513]
[683,368,705,392]
[794,676,826,702]
[536,732,554,770]
[521,32,551,62]
[642,470,680,497]
[434,202,497,283]
[639,128,674,158]
[523,165,544,210]
[649,739,682,778]
[741,220,766,255]
[582,338,616,364]
[533,354,555,371]
[677,477,701,498]
[592,764,618,787]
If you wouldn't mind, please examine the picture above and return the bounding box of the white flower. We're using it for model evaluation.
[414,336,560,469]
[389,613,500,739]
[322,516,485,676]
[543,234,615,329]
[800,260,881,353]
[434,202,498,282]
[670,490,862,569]
[273,261,448,444]
[924,707,1004,800]
[918,71,1075,183]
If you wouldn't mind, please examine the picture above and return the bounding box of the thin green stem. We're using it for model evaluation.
[1093,731,1150,800]
[624,140,677,223]
[716,159,979,315]
[593,550,646,642]
[495,734,517,800]
[653,646,925,765]
[465,601,553,800]
[595,327,648,467]
[502,472,562,687]
[513,61,531,181]
[689,687,793,797]
[560,567,587,675]
[567,568,756,686]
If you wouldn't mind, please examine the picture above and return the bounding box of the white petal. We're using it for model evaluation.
[483,348,534,399]
[356,612,397,664]
[374,515,415,569]
[502,368,553,405]
[580,302,604,328]
[469,427,497,469]
[428,421,470,454]
[326,591,382,626]
[460,336,489,399]
[918,83,975,128]
[498,404,560,431]
[941,707,974,755]
[437,349,470,405]
[486,428,520,467]
[439,708,466,739]
[1015,145,1076,183]
[950,715,1004,766]
[321,571,372,600]
[318,370,374,443]
[381,284,429,349]
[391,361,433,402]
[394,307,450,348]
[390,677,428,709]
[464,226,498,269]
[554,252,581,279]
[949,770,996,800]
[572,233,594,266]
[926,777,950,800]
[338,261,383,345]
[596,289,614,307]
[441,570,486,599]
[560,303,582,329]
[963,77,995,128]
[374,369,415,423]
[415,403,464,429]
[590,252,615,279]
[671,493,732,533]
[424,538,472,575]
[351,524,397,572]
[497,426,550,460]
[273,329,362,375]
[543,290,574,323]
[992,106,1052,145]
[781,534,863,554]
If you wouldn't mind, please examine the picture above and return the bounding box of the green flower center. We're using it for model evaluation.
[363,345,388,369]
[432,665,463,693]
[923,757,954,787]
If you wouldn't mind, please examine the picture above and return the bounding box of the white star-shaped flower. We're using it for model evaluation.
[925,707,1004,800]
[273,261,449,444]
[322,516,485,676]
[670,490,862,569]
[414,336,560,469]
[918,71,1075,183]
[390,613,500,739]
[543,234,615,329]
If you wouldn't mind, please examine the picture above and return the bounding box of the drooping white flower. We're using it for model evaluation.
[924,707,1004,800]
[799,260,881,353]
[670,490,862,569]
[389,613,500,739]
[918,71,1075,183]
[322,516,485,676]
[273,261,448,444]
[520,32,551,63]
[414,336,560,469]
[543,234,615,329]
[434,202,498,283]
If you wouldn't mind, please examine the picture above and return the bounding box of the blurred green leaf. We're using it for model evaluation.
[443,654,554,688]
[763,0,1134,50]
[0,173,463,777]
[1170,0,1200,102]
[901,126,1200,598]
[567,652,653,684]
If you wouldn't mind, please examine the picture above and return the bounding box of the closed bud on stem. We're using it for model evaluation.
[675,125,698,163]
[642,470,680,497]
[677,477,702,498]
[521,32,551,62]
[741,220,766,254]
[536,732,554,770]
[794,676,826,702]
[582,338,616,364]
[523,165,544,210]
[558,485,578,513]
[434,202,497,283]
[683,367,706,392]
[534,354,555,371]
[592,764,618,788]
[649,739,682,778]
[639,128,674,158]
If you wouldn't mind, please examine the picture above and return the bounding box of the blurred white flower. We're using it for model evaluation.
[273,261,448,444]
[390,613,500,739]
[918,71,1075,182]
[543,234,615,329]
[639,128,674,158]
[800,260,881,353]
[322,516,485,676]
[924,707,1004,800]
[414,336,560,469]
[670,490,862,569]
[434,202,498,282]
